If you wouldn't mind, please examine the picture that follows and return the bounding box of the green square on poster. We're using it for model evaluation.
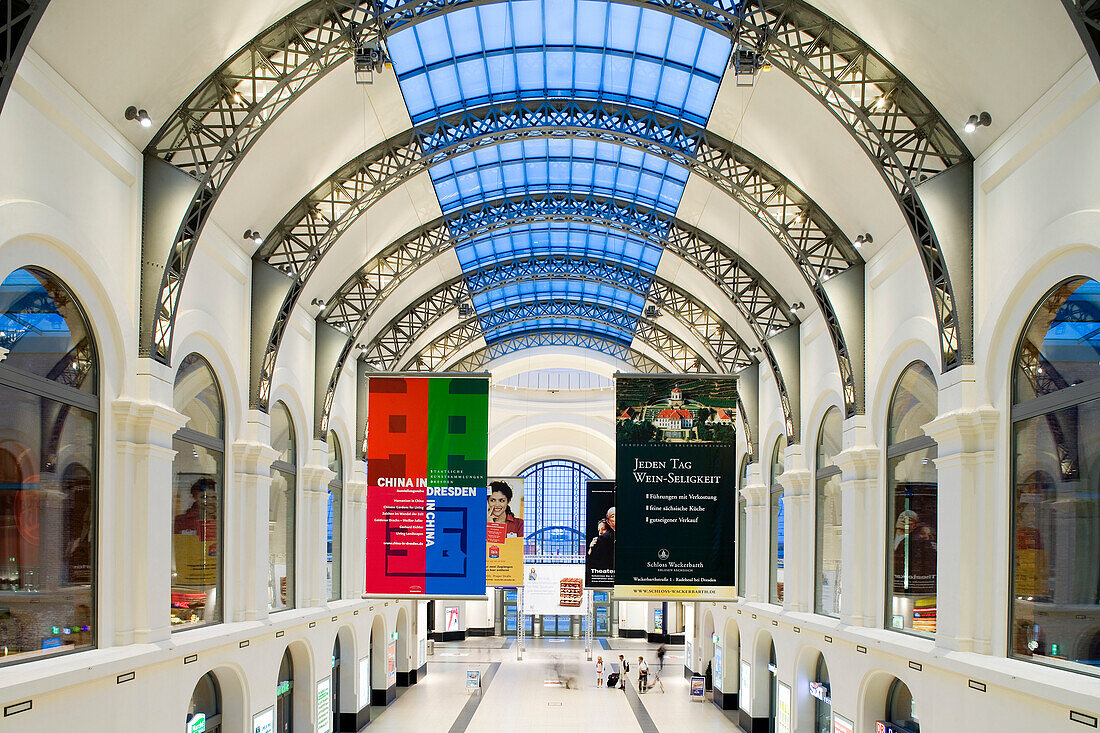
[427,377,488,487]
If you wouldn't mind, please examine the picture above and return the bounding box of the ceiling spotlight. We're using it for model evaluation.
[645,305,660,319]
[854,233,873,248]
[749,346,761,354]
[873,94,890,112]
[790,301,805,311]
[244,229,264,245]
[964,111,992,133]
[124,106,152,128]
[310,298,325,307]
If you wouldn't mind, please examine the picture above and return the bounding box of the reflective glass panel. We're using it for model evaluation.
[815,408,842,617]
[770,436,785,604]
[171,439,222,628]
[887,363,937,445]
[174,354,223,439]
[1015,278,1100,402]
[0,268,97,392]
[1011,398,1100,675]
[270,469,296,611]
[521,459,596,561]
[887,445,937,636]
[886,679,920,731]
[813,655,831,733]
[455,221,663,273]
[327,433,342,601]
[0,383,95,663]
[271,402,295,465]
[387,0,730,125]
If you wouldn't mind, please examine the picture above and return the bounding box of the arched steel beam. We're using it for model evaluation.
[252,100,855,441]
[139,0,968,389]
[428,331,668,374]
[357,270,751,374]
[313,193,794,436]
[0,0,49,116]
[1061,0,1100,81]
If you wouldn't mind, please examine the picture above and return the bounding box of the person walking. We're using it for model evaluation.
[595,656,604,687]
[656,644,667,671]
[637,656,649,693]
[618,655,628,689]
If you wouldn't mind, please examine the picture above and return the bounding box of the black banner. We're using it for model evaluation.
[614,376,737,600]
[584,480,616,588]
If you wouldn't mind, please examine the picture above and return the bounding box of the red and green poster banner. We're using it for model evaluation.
[366,376,489,596]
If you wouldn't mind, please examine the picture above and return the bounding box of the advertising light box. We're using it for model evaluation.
[584,480,616,588]
[486,476,525,587]
[316,677,331,733]
[522,564,589,615]
[776,681,792,733]
[365,376,488,596]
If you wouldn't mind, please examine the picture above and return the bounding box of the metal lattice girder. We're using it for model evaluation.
[1062,0,1100,81]
[0,0,48,115]
[431,331,668,374]
[313,193,793,436]
[360,271,751,373]
[142,0,968,380]
[254,100,857,419]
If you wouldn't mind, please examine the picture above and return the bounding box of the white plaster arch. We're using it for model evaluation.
[269,378,311,462]
[171,314,245,440]
[495,438,611,479]
[869,321,942,440]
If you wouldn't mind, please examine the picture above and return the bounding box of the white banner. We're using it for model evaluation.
[521,564,590,615]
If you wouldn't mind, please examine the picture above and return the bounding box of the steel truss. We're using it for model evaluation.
[358,271,750,373]
[314,194,795,436]
[255,100,852,433]
[140,0,969,392]
[1061,0,1100,80]
[0,1,48,115]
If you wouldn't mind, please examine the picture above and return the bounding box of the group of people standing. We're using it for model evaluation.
[594,645,666,693]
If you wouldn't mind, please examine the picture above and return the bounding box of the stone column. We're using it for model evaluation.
[923,369,998,653]
[833,416,880,628]
[230,411,279,622]
[778,444,812,613]
[300,441,336,608]
[346,460,368,598]
[111,361,188,645]
[741,463,768,604]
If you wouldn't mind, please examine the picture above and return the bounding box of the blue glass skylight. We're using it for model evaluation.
[454,221,663,272]
[485,318,634,345]
[430,139,688,215]
[471,278,645,314]
[386,0,731,125]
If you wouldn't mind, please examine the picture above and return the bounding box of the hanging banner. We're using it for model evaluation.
[486,476,525,586]
[522,564,589,615]
[366,376,489,596]
[614,376,736,600]
[584,480,616,588]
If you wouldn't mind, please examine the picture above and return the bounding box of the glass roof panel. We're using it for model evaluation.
[386,0,730,125]
[484,319,634,345]
[455,221,663,272]
[430,139,688,214]
[470,278,646,314]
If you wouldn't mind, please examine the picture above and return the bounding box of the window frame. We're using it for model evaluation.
[814,407,842,618]
[269,402,297,612]
[769,435,785,606]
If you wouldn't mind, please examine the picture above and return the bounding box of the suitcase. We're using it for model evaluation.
[606,672,620,688]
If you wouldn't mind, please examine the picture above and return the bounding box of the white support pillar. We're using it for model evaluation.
[834,416,880,628]
[741,463,768,604]
[346,459,368,598]
[111,362,188,645]
[300,442,336,608]
[778,444,812,613]
[923,369,999,654]
[230,411,279,622]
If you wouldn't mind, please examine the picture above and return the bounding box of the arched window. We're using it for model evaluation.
[270,403,296,611]
[276,649,293,733]
[886,362,938,636]
[331,637,342,733]
[327,432,343,601]
[520,459,597,561]
[188,672,222,733]
[769,436,786,604]
[172,353,224,629]
[812,654,831,732]
[1011,277,1100,676]
[768,641,777,730]
[815,408,843,617]
[885,678,919,731]
[0,267,97,664]
[737,456,749,597]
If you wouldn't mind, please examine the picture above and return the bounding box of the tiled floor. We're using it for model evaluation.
[364,638,739,732]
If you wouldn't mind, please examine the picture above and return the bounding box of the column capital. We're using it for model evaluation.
[346,478,368,503]
[834,445,879,481]
[777,467,813,499]
[922,406,999,457]
[300,463,336,492]
[112,397,188,446]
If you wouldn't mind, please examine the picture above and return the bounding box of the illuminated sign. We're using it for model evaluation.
[316,677,332,733]
[767,662,778,674]
[833,714,855,733]
[252,706,274,733]
[277,680,290,696]
[740,660,751,715]
[809,680,831,705]
[776,681,792,733]
[187,713,206,733]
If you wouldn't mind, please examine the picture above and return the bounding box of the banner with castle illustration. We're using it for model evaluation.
[614,376,737,600]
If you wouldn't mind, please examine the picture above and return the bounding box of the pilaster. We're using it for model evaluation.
[300,441,336,608]
[231,412,279,622]
[346,460,368,598]
[111,361,188,645]
[834,415,880,627]
[778,443,812,613]
[741,463,768,603]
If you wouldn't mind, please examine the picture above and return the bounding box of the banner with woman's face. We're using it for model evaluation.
[486,476,524,586]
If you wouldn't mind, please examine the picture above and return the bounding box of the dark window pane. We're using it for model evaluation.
[0,383,95,663]
[270,469,295,610]
[887,446,938,635]
[1015,278,1100,403]
[1011,397,1100,675]
[815,473,842,617]
[0,268,96,393]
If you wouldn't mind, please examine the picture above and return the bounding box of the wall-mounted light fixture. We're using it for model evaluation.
[124,106,152,128]
[964,111,992,133]
[244,229,263,245]
[854,233,873,248]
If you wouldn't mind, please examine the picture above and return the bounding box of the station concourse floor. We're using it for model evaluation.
[368,637,738,732]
